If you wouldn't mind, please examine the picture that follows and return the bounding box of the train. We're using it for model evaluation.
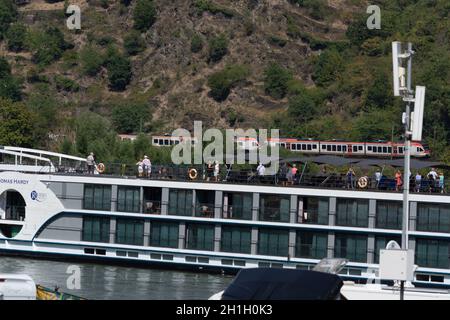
[150,135,430,158]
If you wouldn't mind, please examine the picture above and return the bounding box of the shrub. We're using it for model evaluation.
[0,57,21,101]
[54,75,80,92]
[112,103,150,133]
[133,0,157,32]
[263,63,292,99]
[312,49,344,86]
[0,0,17,39]
[106,50,132,91]
[28,27,70,66]
[80,45,104,76]
[191,34,203,53]
[207,64,249,101]
[0,98,34,147]
[124,31,146,55]
[208,33,228,62]
[5,22,26,52]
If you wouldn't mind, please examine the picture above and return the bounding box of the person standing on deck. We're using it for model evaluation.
[142,156,151,178]
[136,159,144,177]
[415,172,422,193]
[257,162,266,177]
[86,152,95,175]
[291,164,298,185]
[439,172,445,193]
[395,170,403,192]
[346,168,356,189]
[213,161,220,182]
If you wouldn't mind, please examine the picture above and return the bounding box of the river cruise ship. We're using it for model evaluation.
[0,146,449,288]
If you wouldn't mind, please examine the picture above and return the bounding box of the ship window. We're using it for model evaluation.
[84,248,95,254]
[186,223,214,251]
[83,184,111,211]
[430,275,444,283]
[198,257,209,264]
[150,221,179,248]
[221,226,251,254]
[417,203,450,233]
[185,256,197,263]
[82,216,110,243]
[258,262,271,268]
[221,259,233,265]
[301,197,329,225]
[162,254,173,260]
[234,260,246,267]
[96,249,106,255]
[259,194,290,222]
[116,250,127,257]
[150,253,162,260]
[415,238,450,269]
[117,186,140,213]
[295,231,327,259]
[376,201,402,230]
[168,189,193,216]
[115,218,144,246]
[416,274,429,282]
[127,251,139,258]
[258,228,289,257]
[334,233,367,263]
[223,192,252,220]
[336,199,369,228]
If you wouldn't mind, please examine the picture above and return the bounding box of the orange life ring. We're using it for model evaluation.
[188,168,198,180]
[97,163,106,174]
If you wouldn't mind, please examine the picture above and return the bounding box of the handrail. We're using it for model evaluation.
[3,146,86,164]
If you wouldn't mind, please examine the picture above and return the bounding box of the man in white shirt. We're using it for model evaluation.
[142,155,151,177]
[428,168,438,180]
[257,162,265,176]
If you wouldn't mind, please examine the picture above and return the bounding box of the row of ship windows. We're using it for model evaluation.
[82,247,445,284]
[81,216,450,269]
[82,184,450,233]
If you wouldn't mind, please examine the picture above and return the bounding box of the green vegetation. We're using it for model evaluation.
[194,0,235,18]
[133,0,157,32]
[0,0,17,39]
[105,48,132,91]
[111,103,151,133]
[191,34,203,53]
[207,64,250,101]
[5,23,27,52]
[0,98,33,147]
[288,0,329,20]
[208,34,228,62]
[0,57,21,101]
[312,49,344,87]
[124,31,146,55]
[263,63,292,99]
[54,75,80,92]
[27,27,70,66]
[80,45,104,76]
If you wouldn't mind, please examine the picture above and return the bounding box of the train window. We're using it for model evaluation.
[170,140,174,145]
[312,145,317,149]
[383,147,387,153]
[175,140,180,144]
[153,139,158,144]
[307,144,312,151]
[399,147,404,153]
[368,146,372,151]
[358,146,363,151]
[322,145,326,150]
[159,139,164,145]
[353,146,357,152]
[343,146,347,152]
[164,139,170,145]
[281,143,286,148]
[327,145,331,151]
[292,144,297,150]
[332,145,337,152]
[337,145,342,152]
[378,147,382,153]
[388,147,392,153]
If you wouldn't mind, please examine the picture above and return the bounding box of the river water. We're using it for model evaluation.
[0,256,234,300]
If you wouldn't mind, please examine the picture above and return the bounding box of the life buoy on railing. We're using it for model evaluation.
[96,163,106,174]
[358,176,368,189]
[188,168,198,180]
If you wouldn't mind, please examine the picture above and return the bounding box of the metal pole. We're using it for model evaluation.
[400,42,413,301]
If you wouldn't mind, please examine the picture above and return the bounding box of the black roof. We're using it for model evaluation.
[221,268,343,300]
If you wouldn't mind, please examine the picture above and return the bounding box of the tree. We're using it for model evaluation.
[288,92,317,122]
[133,0,157,32]
[106,48,132,91]
[312,49,343,86]
[207,64,249,101]
[124,30,146,55]
[28,27,70,66]
[0,0,17,39]
[112,103,150,133]
[5,22,27,52]
[365,70,393,109]
[0,98,34,147]
[80,45,104,76]
[208,34,228,62]
[263,63,292,99]
[0,57,21,101]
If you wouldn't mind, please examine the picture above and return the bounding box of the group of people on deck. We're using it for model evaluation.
[346,166,445,193]
[136,156,152,177]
